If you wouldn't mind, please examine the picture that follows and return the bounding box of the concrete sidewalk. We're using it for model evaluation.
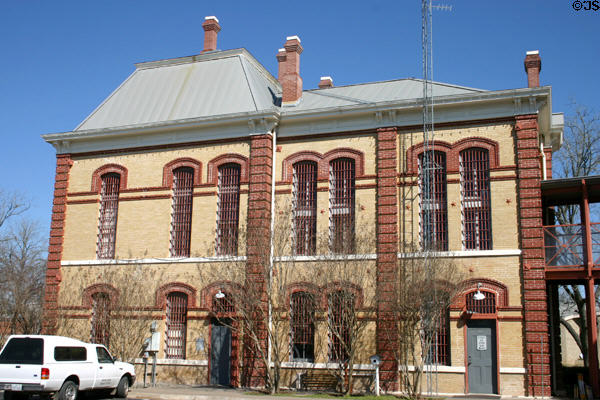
[128,385,341,400]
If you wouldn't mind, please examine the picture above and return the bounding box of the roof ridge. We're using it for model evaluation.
[303,77,485,93]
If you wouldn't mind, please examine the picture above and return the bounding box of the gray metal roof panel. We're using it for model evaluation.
[290,78,485,112]
[76,51,280,131]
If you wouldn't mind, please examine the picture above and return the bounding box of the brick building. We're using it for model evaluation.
[42,17,564,395]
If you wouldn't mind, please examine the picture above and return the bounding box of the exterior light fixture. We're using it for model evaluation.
[473,283,486,301]
[215,290,225,299]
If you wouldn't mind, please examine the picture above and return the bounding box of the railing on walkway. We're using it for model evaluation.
[543,222,600,268]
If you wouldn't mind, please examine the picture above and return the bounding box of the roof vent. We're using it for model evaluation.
[202,16,221,53]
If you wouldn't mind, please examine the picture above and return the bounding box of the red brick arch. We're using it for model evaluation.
[162,158,202,187]
[91,164,128,192]
[206,153,249,185]
[321,281,364,310]
[452,278,508,309]
[82,283,119,308]
[155,282,197,309]
[199,280,244,310]
[406,137,500,174]
[280,148,366,183]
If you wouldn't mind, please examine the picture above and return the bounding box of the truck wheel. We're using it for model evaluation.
[115,376,129,398]
[56,381,78,400]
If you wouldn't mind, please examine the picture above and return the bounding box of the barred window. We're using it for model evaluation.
[293,161,317,255]
[419,151,448,251]
[328,290,353,362]
[329,158,355,254]
[290,292,315,362]
[97,173,120,259]
[216,164,241,256]
[165,292,188,359]
[170,167,194,257]
[460,148,492,250]
[212,291,235,314]
[424,308,450,366]
[466,290,496,314]
[90,292,111,348]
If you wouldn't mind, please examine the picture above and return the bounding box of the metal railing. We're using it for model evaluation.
[543,222,600,268]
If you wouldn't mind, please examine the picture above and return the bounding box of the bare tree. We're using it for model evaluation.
[383,250,465,398]
[0,220,46,342]
[56,264,163,362]
[553,104,600,366]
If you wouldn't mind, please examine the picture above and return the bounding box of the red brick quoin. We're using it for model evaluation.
[375,127,399,392]
[43,154,73,334]
[515,115,550,397]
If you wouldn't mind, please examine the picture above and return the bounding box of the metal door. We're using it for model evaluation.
[210,320,231,386]
[467,320,497,394]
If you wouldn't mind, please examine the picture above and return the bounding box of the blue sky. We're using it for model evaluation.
[0,0,598,236]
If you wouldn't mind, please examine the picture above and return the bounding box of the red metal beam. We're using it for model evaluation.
[582,180,600,396]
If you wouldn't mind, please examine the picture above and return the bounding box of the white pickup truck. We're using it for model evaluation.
[0,335,136,400]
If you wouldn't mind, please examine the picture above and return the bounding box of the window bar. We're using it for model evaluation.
[293,162,317,255]
[216,164,241,256]
[97,173,120,259]
[212,292,235,313]
[91,292,111,348]
[291,292,315,361]
[166,292,188,359]
[329,159,355,254]
[420,151,448,251]
[329,290,353,362]
[460,149,492,250]
[170,168,194,257]
[466,291,496,314]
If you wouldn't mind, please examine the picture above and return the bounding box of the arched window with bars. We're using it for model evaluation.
[165,292,188,359]
[329,158,355,254]
[97,173,120,259]
[216,163,241,256]
[290,292,315,362]
[170,167,194,257]
[419,151,448,251]
[466,290,497,314]
[90,292,111,347]
[292,161,317,255]
[460,148,492,250]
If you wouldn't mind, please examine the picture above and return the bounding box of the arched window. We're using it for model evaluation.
[329,158,355,254]
[165,292,188,359]
[97,173,120,259]
[293,161,317,255]
[212,291,235,314]
[170,167,194,257]
[460,148,492,250]
[216,163,241,256]
[290,292,315,362]
[419,151,448,251]
[90,292,111,347]
[328,290,354,362]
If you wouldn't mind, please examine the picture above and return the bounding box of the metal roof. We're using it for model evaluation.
[76,49,281,131]
[287,78,485,112]
[541,175,600,206]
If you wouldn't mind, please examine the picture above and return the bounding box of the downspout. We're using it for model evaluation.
[268,121,278,382]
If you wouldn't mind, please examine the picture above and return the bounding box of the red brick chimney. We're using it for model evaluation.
[319,76,333,89]
[202,16,221,53]
[524,50,541,88]
[277,36,303,104]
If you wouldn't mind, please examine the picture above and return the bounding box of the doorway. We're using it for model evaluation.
[467,319,497,394]
[210,319,231,386]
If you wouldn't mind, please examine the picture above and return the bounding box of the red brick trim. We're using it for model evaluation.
[285,282,322,310]
[207,153,249,185]
[162,158,202,188]
[453,278,509,308]
[321,282,365,309]
[406,137,500,175]
[82,283,119,308]
[280,148,366,183]
[155,282,197,309]
[43,154,73,334]
[91,164,128,193]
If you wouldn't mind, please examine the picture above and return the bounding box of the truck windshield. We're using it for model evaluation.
[0,338,44,364]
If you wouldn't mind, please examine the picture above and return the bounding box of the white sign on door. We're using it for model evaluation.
[477,335,487,351]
